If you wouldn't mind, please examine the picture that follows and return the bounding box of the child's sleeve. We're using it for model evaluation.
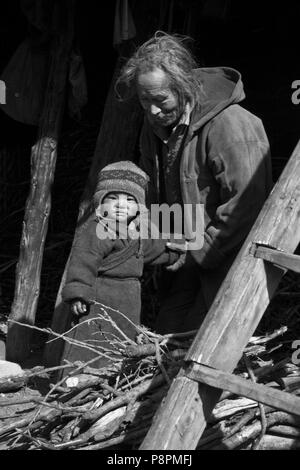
[142,236,185,266]
[62,218,110,304]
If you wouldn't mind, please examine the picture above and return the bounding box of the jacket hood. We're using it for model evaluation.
[190,67,245,131]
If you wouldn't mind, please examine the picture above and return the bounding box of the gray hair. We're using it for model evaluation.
[116,31,203,109]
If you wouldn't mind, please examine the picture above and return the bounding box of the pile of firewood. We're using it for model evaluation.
[198,357,300,450]
[0,310,300,450]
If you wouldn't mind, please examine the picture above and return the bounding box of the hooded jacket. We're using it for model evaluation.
[139,67,273,307]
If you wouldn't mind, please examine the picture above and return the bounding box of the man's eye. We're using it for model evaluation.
[141,97,166,105]
[154,99,166,105]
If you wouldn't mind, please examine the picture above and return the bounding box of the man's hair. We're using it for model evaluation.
[116,31,203,109]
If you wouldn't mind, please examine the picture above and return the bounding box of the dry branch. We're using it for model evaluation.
[1,315,300,451]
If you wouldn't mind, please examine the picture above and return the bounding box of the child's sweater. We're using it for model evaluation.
[60,216,180,369]
[62,216,179,304]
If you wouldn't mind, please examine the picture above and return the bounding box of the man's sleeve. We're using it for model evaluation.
[143,237,182,266]
[191,110,273,269]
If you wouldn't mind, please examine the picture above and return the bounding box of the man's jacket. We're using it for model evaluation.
[139,67,273,308]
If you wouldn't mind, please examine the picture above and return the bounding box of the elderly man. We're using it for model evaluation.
[117,32,273,334]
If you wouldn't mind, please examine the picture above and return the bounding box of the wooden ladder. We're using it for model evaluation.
[140,139,300,450]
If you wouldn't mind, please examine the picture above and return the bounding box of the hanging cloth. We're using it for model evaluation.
[0,0,88,125]
[0,39,49,125]
[201,0,231,22]
[113,0,136,47]
[68,49,88,120]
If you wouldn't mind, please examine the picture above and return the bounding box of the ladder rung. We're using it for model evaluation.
[253,246,300,273]
[185,362,300,417]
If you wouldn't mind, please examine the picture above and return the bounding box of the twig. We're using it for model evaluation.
[198,408,258,449]
[9,319,122,362]
[94,301,148,339]
[268,425,300,438]
[244,354,267,450]
[142,329,198,340]
[248,326,288,345]
[96,307,136,345]
[122,343,157,358]
[50,373,166,449]
[119,373,154,392]
[24,355,107,433]
[77,425,150,450]
[210,411,300,450]
[154,338,171,386]
[255,435,300,450]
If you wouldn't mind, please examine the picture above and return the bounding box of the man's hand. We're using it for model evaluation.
[166,240,188,253]
[165,239,188,271]
[166,252,186,272]
[70,299,90,317]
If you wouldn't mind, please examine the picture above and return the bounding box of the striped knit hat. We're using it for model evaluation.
[93,161,149,207]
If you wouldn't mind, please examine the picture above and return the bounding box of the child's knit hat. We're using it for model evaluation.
[93,161,149,207]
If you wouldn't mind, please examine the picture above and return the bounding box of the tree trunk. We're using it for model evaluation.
[6,1,75,363]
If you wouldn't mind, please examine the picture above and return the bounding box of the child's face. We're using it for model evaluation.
[100,192,138,223]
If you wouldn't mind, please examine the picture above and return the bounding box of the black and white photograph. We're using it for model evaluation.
[0,0,300,455]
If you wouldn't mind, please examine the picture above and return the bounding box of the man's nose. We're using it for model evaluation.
[149,104,161,115]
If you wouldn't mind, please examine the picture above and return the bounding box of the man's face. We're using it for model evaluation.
[99,192,138,223]
[136,68,183,128]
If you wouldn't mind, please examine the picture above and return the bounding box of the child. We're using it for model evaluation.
[61,161,185,369]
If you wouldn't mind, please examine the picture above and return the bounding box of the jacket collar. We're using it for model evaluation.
[152,102,193,146]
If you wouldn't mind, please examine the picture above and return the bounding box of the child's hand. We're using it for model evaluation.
[70,299,89,317]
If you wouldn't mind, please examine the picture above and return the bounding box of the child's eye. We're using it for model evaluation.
[105,195,117,201]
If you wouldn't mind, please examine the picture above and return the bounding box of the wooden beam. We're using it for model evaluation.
[43,57,144,371]
[6,2,75,363]
[140,139,300,450]
[185,362,300,417]
[254,245,300,273]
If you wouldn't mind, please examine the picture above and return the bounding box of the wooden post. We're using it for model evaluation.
[140,139,300,450]
[6,2,75,363]
[43,57,144,369]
